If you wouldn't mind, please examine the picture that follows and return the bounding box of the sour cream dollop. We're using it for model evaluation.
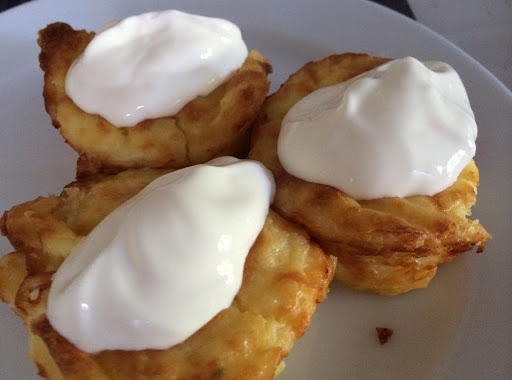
[278,57,477,199]
[65,10,248,127]
[47,157,275,353]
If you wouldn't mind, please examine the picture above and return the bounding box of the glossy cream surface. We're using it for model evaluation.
[278,57,477,199]
[47,157,275,353]
[65,10,248,126]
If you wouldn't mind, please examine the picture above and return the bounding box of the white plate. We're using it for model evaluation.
[1,1,511,379]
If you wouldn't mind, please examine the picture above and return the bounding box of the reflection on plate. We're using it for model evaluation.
[0,0,511,379]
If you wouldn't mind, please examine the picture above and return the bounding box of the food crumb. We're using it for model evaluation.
[376,327,393,345]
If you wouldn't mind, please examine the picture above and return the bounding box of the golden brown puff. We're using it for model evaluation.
[0,169,335,380]
[38,23,272,176]
[248,52,490,296]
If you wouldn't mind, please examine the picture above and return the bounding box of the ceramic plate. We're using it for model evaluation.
[0,0,510,378]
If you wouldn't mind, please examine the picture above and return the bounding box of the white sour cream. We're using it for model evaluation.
[278,57,478,200]
[65,10,248,127]
[47,157,275,353]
